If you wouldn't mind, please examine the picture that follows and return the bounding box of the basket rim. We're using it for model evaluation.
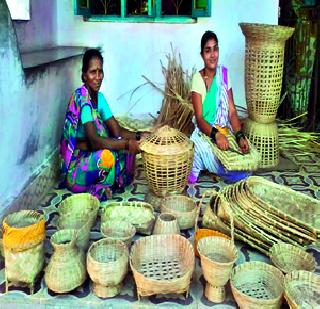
[3,210,44,229]
[100,220,136,239]
[162,196,197,214]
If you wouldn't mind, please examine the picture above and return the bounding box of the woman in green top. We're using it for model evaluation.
[188,31,250,184]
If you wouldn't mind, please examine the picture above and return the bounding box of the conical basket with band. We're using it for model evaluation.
[239,23,294,124]
[140,125,194,197]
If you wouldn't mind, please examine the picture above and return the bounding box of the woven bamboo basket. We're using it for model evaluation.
[140,125,194,197]
[161,195,197,230]
[100,220,136,247]
[244,118,279,168]
[144,190,163,212]
[3,210,45,294]
[270,243,316,274]
[101,201,155,235]
[45,229,86,293]
[284,270,320,309]
[130,234,195,299]
[231,261,284,309]
[87,239,129,298]
[197,236,238,303]
[239,23,294,124]
[205,133,260,171]
[57,193,100,250]
[153,213,180,235]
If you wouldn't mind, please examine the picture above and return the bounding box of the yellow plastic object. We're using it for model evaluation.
[99,149,115,169]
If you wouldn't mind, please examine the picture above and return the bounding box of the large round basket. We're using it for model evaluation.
[140,125,194,197]
[230,261,284,308]
[244,118,279,168]
[161,195,197,230]
[130,234,195,299]
[87,239,129,298]
[284,270,320,309]
[100,220,136,247]
[239,23,294,124]
[197,236,238,303]
[270,243,316,274]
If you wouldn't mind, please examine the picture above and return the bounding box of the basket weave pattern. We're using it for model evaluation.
[130,234,194,298]
[153,213,180,235]
[140,126,194,197]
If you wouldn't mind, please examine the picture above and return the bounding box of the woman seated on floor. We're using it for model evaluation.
[60,49,146,200]
[188,30,251,184]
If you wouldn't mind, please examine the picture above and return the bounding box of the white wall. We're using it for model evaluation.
[56,0,279,117]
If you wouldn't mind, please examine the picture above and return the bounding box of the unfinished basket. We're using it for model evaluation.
[205,133,260,171]
[145,190,163,212]
[57,193,100,250]
[130,234,195,299]
[100,220,136,247]
[244,118,279,168]
[161,195,197,230]
[87,239,129,298]
[284,270,320,309]
[153,213,180,235]
[270,243,316,274]
[239,23,294,124]
[231,261,284,308]
[140,125,194,197]
[197,236,238,303]
[101,201,155,235]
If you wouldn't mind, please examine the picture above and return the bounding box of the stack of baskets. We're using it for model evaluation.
[139,125,194,197]
[202,176,320,255]
[239,23,294,168]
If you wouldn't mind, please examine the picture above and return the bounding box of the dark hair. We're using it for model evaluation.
[200,31,218,55]
[81,49,103,83]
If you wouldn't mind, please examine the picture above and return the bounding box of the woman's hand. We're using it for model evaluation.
[141,131,151,140]
[128,139,140,154]
[215,132,230,151]
[238,137,250,154]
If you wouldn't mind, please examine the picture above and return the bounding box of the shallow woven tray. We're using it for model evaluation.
[206,134,261,171]
[270,243,316,274]
[100,220,136,247]
[130,234,195,299]
[231,261,284,308]
[284,270,320,309]
[101,202,155,235]
[161,195,197,230]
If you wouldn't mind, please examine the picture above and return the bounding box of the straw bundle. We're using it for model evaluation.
[284,270,320,309]
[231,261,284,309]
[130,234,195,299]
[269,243,316,274]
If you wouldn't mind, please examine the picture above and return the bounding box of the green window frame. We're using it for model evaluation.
[74,0,211,23]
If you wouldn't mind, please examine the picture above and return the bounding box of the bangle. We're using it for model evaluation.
[135,131,142,141]
[210,126,218,142]
[235,130,245,143]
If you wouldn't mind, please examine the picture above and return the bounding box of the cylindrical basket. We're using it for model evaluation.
[87,239,129,298]
[140,126,194,197]
[244,118,279,168]
[130,234,195,299]
[100,220,136,247]
[239,23,294,123]
[153,213,180,235]
[161,195,197,230]
[231,261,284,309]
[197,236,238,303]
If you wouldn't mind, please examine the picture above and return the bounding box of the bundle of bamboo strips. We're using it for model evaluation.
[143,45,196,136]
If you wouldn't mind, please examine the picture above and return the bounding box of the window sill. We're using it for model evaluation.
[21,46,97,70]
[84,15,197,24]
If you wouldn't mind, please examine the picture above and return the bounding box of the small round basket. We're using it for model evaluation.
[100,220,136,247]
[161,195,197,230]
[197,236,238,303]
[270,243,316,274]
[230,261,284,308]
[244,118,279,168]
[284,270,320,309]
[130,234,195,299]
[153,213,180,235]
[87,239,129,298]
[140,125,194,197]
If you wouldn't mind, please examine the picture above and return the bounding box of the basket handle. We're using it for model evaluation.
[194,189,219,232]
